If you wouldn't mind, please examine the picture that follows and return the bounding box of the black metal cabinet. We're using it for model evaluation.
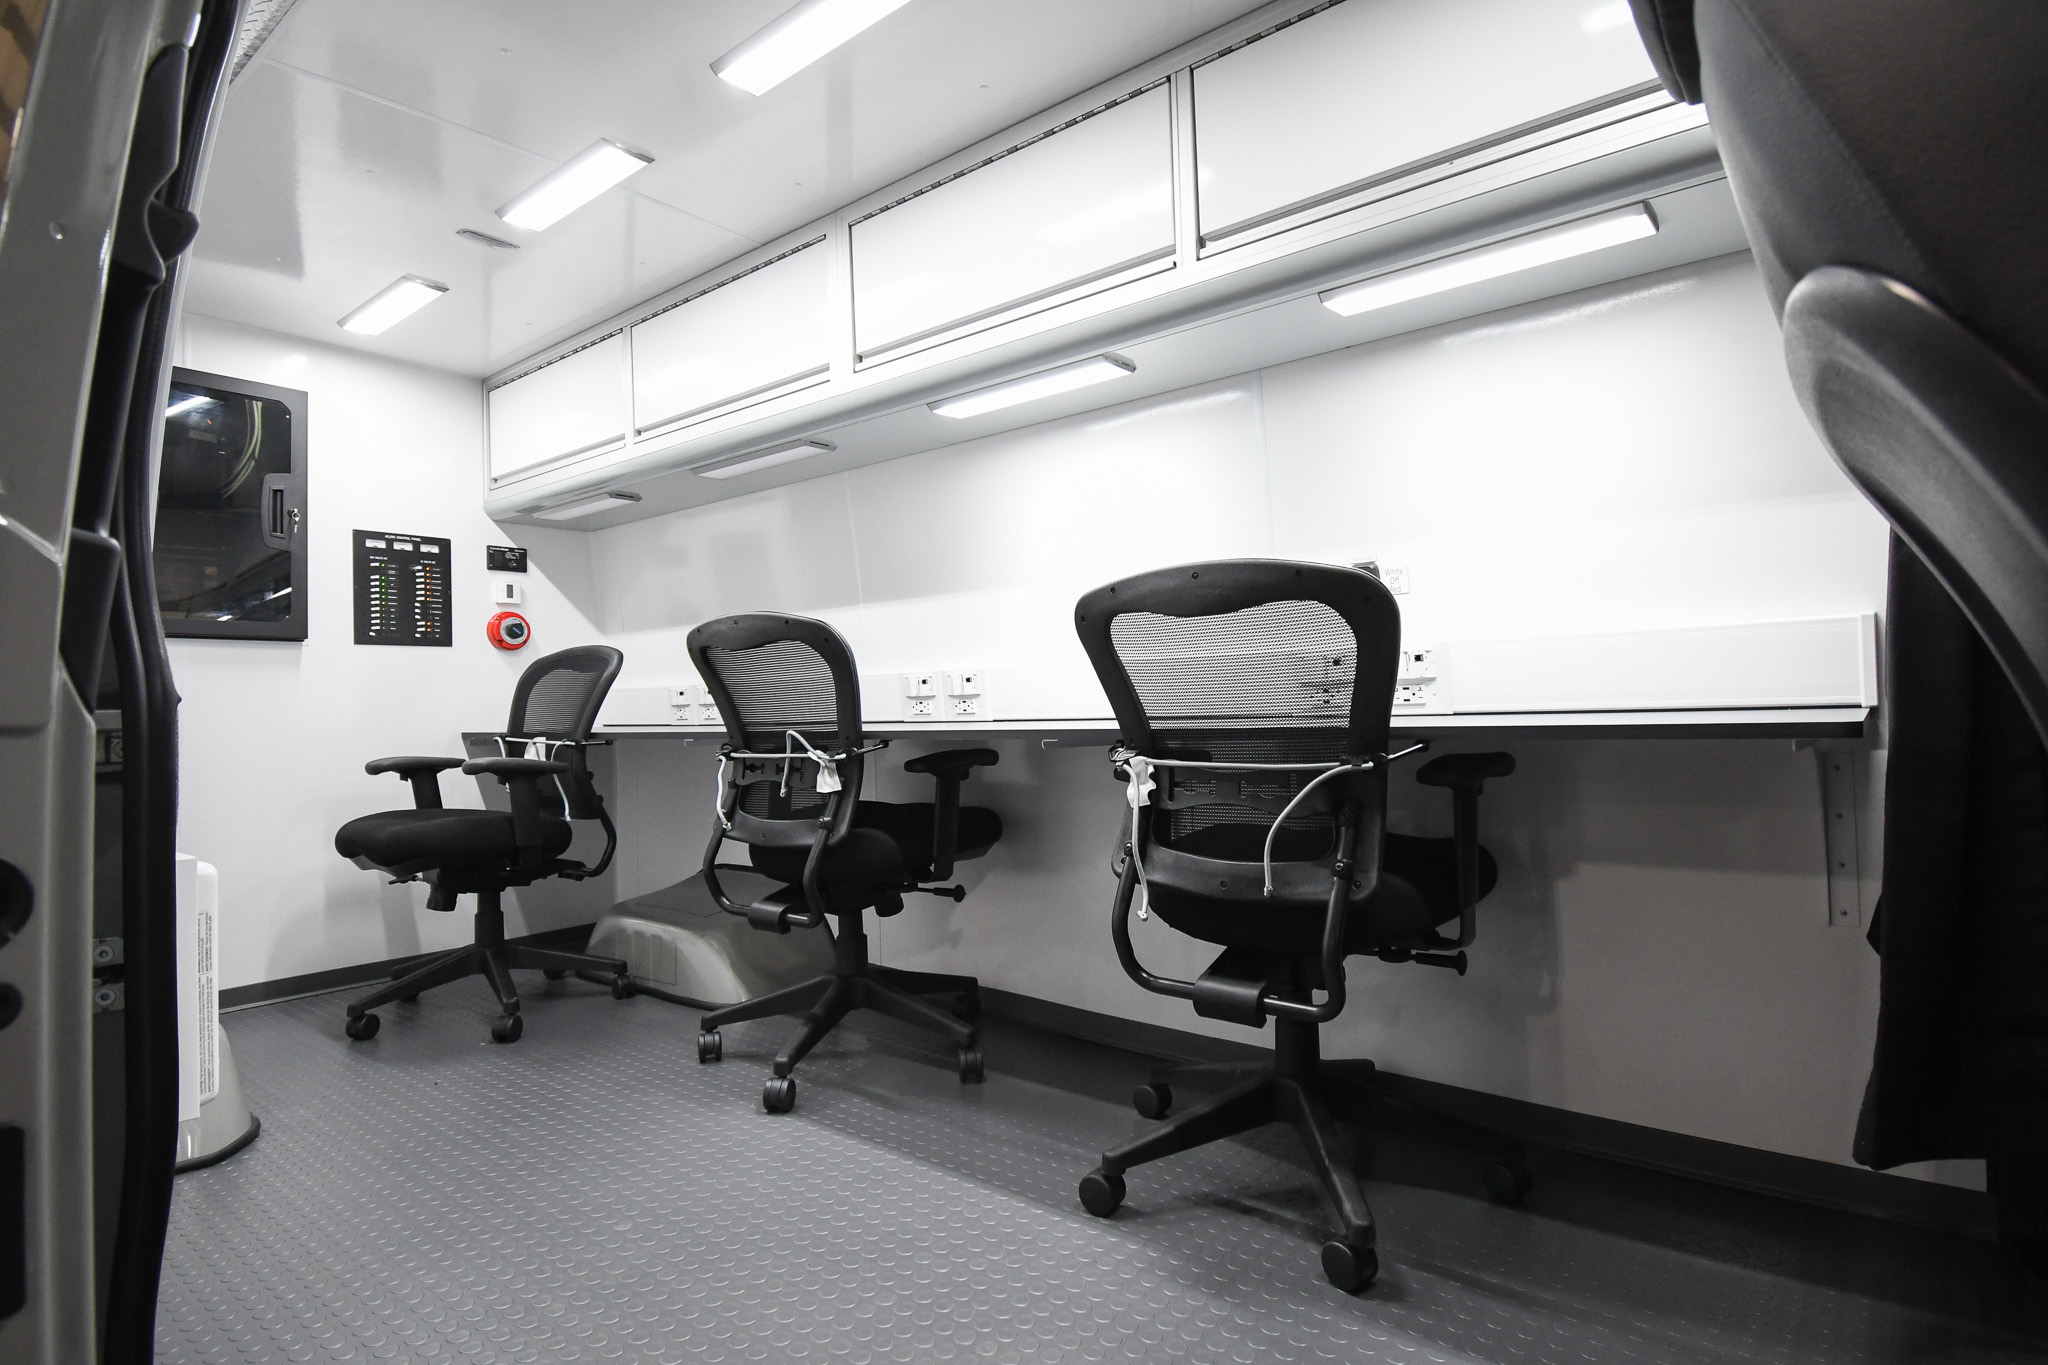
[154,367,308,641]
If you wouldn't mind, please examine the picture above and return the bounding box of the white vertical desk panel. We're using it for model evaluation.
[850,85,1175,361]
[1193,0,1660,241]
[1447,616,1879,713]
[630,241,832,437]
[487,332,628,481]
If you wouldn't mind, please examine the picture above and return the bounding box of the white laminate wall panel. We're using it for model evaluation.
[850,85,1175,358]
[487,332,628,480]
[845,379,1270,713]
[589,474,865,687]
[630,241,832,435]
[1263,257,1891,646]
[1193,0,1661,238]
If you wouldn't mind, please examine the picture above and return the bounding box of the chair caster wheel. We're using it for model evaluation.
[543,968,569,980]
[1482,1158,1534,1204]
[1320,1240,1378,1293]
[763,1076,796,1113]
[345,1013,380,1041]
[1078,1169,1125,1217]
[957,1044,985,1084]
[952,991,981,1023]
[610,974,636,1000]
[697,1030,722,1063]
[1132,1082,1173,1119]
[490,1014,523,1044]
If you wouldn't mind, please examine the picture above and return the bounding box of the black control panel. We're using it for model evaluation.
[486,544,528,573]
[353,530,451,646]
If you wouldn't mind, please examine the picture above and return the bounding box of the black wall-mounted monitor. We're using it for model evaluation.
[154,367,309,641]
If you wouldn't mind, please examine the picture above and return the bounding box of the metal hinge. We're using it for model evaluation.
[92,937,124,966]
[92,982,124,1014]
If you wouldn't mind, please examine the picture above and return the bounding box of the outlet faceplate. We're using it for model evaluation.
[907,697,937,719]
[948,695,983,718]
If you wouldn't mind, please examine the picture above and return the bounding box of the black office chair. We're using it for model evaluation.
[688,613,1001,1113]
[1630,0,2048,1274]
[1629,0,2048,743]
[335,645,634,1044]
[1070,560,1517,1292]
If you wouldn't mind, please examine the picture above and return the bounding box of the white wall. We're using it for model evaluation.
[170,316,615,991]
[586,253,1946,1179]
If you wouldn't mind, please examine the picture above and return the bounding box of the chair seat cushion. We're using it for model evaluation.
[1145,832,1498,956]
[748,800,1003,891]
[335,807,573,875]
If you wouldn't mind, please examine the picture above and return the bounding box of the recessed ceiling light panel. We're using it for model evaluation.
[456,228,520,250]
[498,140,654,232]
[712,0,917,95]
[337,275,449,335]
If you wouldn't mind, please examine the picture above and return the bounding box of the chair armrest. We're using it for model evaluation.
[902,749,999,880]
[365,755,465,809]
[462,758,572,866]
[1414,752,1515,949]
[1416,752,1516,790]
[460,757,570,778]
[902,748,999,779]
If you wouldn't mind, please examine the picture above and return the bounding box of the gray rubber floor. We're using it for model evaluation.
[158,975,2048,1364]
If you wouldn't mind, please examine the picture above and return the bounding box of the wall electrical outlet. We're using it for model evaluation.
[948,694,983,718]
[671,680,715,725]
[1393,644,1445,711]
[907,697,937,719]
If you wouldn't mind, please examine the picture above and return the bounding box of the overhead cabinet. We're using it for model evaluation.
[484,0,1718,521]
[1193,0,1666,248]
[850,83,1176,364]
[487,332,628,483]
[630,237,833,439]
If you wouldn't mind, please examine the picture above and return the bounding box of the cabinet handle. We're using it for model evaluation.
[261,474,291,547]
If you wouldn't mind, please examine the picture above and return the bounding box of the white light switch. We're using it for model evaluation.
[494,579,524,605]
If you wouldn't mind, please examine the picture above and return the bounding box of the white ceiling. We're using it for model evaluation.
[184,0,1276,378]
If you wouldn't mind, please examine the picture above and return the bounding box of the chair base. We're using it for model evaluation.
[697,906,981,1110]
[343,890,631,1044]
[1079,1018,1530,1293]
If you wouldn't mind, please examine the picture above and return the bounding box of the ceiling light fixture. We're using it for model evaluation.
[712,0,917,96]
[1318,204,1659,318]
[337,275,449,335]
[497,140,654,232]
[164,394,216,418]
[456,228,520,250]
[929,354,1136,420]
[691,439,836,480]
[534,491,644,521]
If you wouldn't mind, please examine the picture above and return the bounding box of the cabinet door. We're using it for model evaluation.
[487,332,628,482]
[1194,0,1661,245]
[851,83,1174,363]
[630,238,831,437]
[156,368,309,641]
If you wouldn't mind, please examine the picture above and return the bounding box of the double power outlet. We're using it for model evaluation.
[1394,645,1444,711]
[902,670,984,721]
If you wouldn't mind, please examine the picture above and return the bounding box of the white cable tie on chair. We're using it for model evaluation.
[1122,753,1155,919]
[714,751,735,830]
[1262,762,1364,898]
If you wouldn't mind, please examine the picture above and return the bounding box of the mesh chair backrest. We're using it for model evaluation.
[687,615,864,841]
[1075,561,1399,872]
[502,645,623,821]
[505,646,623,740]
